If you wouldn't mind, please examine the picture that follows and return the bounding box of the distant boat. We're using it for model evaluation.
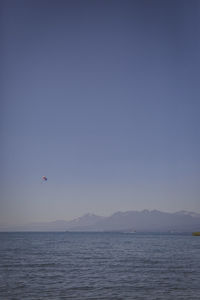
[192,232,200,236]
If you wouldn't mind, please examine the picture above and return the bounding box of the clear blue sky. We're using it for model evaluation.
[1,0,200,225]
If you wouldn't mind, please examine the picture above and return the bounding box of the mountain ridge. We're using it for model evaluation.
[1,210,200,232]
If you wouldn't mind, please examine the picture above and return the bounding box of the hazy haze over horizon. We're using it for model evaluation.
[1,0,200,225]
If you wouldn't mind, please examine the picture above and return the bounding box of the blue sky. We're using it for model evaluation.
[1,0,200,225]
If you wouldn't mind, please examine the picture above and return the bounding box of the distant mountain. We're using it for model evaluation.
[0,213,105,232]
[73,210,200,233]
[1,210,200,232]
[174,210,200,218]
[66,213,105,228]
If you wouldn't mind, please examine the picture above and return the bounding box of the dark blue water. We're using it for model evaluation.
[0,232,200,299]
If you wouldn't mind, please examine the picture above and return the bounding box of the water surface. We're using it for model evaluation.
[0,232,200,299]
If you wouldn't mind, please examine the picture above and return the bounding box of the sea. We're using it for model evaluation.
[0,232,200,300]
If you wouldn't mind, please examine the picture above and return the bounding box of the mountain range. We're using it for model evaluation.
[1,210,200,232]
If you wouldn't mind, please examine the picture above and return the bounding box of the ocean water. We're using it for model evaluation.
[0,232,200,299]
